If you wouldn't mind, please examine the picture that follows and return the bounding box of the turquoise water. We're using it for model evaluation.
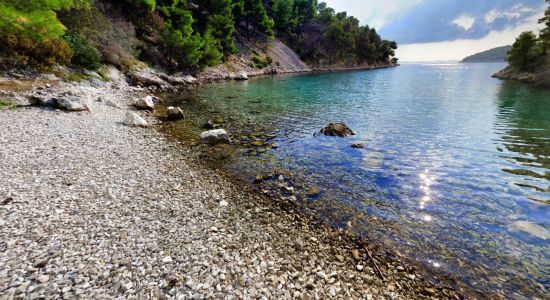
[168,63,550,297]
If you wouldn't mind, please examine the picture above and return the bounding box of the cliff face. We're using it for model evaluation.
[493,56,550,87]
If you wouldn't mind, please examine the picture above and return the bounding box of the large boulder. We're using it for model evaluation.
[235,72,248,81]
[320,122,355,137]
[54,96,89,111]
[124,111,148,127]
[128,72,165,87]
[200,129,231,145]
[133,96,154,110]
[167,106,184,120]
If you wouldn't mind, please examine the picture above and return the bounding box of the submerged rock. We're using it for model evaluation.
[320,122,355,137]
[124,111,148,127]
[200,129,231,145]
[351,142,365,149]
[509,221,550,240]
[133,96,154,110]
[166,106,184,120]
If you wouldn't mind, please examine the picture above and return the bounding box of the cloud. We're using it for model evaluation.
[322,0,422,29]
[379,0,545,44]
[484,4,535,24]
[452,15,476,31]
[396,13,545,62]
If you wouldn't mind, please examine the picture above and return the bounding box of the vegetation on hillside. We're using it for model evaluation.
[0,0,397,72]
[461,46,512,63]
[507,0,550,72]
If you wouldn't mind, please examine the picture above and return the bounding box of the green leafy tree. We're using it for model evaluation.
[0,0,90,40]
[539,0,550,48]
[199,29,224,67]
[508,31,543,71]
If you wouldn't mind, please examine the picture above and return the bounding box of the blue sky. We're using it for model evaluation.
[323,0,546,61]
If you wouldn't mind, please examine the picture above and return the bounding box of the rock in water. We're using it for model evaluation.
[167,106,184,120]
[509,221,550,240]
[200,129,231,145]
[235,72,249,81]
[320,122,355,137]
[54,97,89,111]
[124,111,148,127]
[351,142,365,149]
[133,96,155,110]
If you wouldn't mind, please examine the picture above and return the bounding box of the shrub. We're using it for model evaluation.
[0,32,72,70]
[63,33,101,70]
[250,53,272,69]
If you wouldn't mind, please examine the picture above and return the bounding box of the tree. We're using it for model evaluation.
[539,0,550,48]
[159,1,203,70]
[0,0,90,40]
[508,31,543,72]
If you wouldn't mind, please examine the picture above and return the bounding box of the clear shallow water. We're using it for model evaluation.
[169,63,550,296]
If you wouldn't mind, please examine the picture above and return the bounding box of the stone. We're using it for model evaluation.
[320,122,355,137]
[123,111,148,127]
[509,221,550,240]
[166,107,184,120]
[36,275,49,283]
[54,97,90,111]
[162,256,173,263]
[128,73,165,87]
[351,143,365,149]
[133,96,154,110]
[200,129,231,145]
[105,100,122,110]
[235,72,248,81]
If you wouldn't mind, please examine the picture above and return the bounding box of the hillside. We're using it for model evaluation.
[0,0,398,76]
[461,45,511,63]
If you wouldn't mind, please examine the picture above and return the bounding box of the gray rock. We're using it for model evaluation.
[123,111,148,127]
[200,129,231,145]
[166,106,184,120]
[105,100,122,110]
[55,97,89,111]
[133,96,154,110]
[235,72,248,81]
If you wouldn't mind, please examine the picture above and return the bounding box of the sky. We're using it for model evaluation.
[323,0,547,61]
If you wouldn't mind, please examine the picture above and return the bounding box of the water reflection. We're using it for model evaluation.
[495,82,550,202]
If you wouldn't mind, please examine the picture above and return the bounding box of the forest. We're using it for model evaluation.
[0,0,398,71]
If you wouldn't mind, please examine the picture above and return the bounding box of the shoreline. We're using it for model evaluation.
[0,67,472,299]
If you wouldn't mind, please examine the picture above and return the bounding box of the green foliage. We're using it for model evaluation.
[0,32,72,69]
[200,30,224,68]
[539,0,550,49]
[250,53,273,68]
[0,100,18,110]
[0,0,91,40]
[63,33,101,69]
[508,31,544,72]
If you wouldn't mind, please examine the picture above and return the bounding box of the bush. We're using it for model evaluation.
[63,33,101,70]
[0,32,72,70]
[250,53,272,69]
[509,31,544,72]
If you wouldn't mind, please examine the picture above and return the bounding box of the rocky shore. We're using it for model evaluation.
[1,68,466,299]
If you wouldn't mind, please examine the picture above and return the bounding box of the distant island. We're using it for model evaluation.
[461,46,511,63]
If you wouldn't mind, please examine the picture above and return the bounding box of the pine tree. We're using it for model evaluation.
[0,0,89,40]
